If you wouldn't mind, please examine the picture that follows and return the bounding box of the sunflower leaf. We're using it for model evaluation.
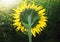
[21,21,29,29]
[31,16,39,26]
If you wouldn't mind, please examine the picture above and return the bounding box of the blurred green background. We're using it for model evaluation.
[0,0,60,42]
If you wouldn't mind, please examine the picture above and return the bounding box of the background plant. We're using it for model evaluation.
[0,0,60,42]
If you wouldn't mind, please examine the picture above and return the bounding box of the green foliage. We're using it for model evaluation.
[0,0,60,42]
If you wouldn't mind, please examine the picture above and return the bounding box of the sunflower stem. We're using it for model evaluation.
[28,27,32,42]
[28,14,32,42]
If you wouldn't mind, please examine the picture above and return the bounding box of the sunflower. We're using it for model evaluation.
[13,0,47,37]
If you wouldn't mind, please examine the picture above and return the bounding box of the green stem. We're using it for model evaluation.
[27,12,32,42]
[28,27,32,42]
[28,20,32,42]
[28,15,32,42]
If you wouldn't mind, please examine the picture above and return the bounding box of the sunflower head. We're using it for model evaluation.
[13,0,47,37]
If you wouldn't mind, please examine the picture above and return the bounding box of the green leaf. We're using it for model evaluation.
[31,16,39,26]
[21,21,29,29]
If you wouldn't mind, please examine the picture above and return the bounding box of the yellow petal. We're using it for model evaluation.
[21,26,25,32]
[38,9,45,15]
[31,29,36,37]
[36,6,43,11]
[30,4,35,9]
[16,26,20,31]
[13,19,20,22]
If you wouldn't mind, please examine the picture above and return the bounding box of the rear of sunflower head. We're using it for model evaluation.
[13,0,47,37]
